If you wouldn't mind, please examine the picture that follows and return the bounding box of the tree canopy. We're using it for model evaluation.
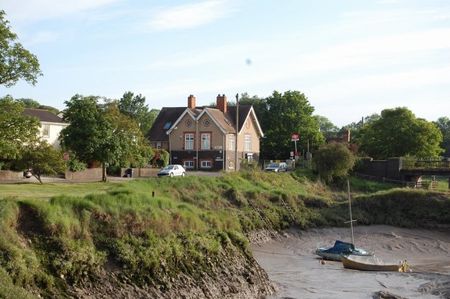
[17,140,65,184]
[359,107,443,159]
[259,91,324,159]
[0,10,42,87]
[434,117,450,157]
[314,115,339,140]
[60,95,153,181]
[118,91,159,135]
[0,96,40,160]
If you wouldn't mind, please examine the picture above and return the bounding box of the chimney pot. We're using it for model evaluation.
[216,94,227,113]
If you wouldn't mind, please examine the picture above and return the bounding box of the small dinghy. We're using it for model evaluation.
[342,255,409,272]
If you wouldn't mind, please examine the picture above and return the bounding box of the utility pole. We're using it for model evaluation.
[235,93,239,171]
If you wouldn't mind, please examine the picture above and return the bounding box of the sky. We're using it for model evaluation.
[1,0,450,127]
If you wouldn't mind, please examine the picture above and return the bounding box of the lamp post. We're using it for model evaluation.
[235,93,239,171]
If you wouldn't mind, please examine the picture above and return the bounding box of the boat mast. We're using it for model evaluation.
[345,179,356,245]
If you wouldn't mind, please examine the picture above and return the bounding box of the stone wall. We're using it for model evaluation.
[0,170,23,181]
[65,168,103,181]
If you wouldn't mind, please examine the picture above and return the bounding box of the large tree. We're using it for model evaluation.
[261,91,324,159]
[0,96,39,161]
[359,107,443,159]
[434,117,450,157]
[0,10,42,87]
[118,91,158,135]
[60,95,153,181]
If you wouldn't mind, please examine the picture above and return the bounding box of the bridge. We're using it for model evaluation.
[357,158,450,189]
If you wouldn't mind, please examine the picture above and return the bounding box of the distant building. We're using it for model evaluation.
[23,108,69,149]
[148,94,264,171]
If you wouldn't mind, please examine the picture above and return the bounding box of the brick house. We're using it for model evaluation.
[147,94,264,171]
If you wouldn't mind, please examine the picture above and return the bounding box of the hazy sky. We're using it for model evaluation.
[1,0,450,126]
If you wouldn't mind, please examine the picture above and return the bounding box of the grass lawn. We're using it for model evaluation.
[0,181,120,200]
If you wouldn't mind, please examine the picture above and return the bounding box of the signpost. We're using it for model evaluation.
[291,133,299,159]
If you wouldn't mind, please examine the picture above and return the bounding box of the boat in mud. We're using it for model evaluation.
[315,240,373,261]
[342,255,409,272]
[316,180,373,261]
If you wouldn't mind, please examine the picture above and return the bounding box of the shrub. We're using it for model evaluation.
[313,142,355,183]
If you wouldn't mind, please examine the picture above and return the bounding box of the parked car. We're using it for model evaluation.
[157,164,186,177]
[265,162,287,172]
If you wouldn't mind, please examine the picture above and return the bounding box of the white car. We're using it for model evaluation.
[157,164,186,177]
[265,162,288,172]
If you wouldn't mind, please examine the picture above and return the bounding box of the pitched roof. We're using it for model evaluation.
[147,104,261,142]
[201,108,235,133]
[23,108,65,123]
[226,105,252,132]
[147,107,186,141]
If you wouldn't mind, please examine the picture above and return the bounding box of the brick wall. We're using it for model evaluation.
[65,168,103,181]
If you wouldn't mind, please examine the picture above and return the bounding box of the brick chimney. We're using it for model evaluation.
[216,94,227,113]
[187,95,196,109]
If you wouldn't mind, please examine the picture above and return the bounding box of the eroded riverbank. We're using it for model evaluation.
[251,225,450,299]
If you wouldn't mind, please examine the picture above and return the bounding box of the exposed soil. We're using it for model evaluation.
[69,249,275,299]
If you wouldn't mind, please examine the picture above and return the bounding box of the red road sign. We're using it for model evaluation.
[291,133,299,141]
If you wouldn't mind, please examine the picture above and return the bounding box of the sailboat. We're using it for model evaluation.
[315,179,374,261]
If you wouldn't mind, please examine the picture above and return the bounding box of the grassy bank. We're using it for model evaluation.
[0,171,449,298]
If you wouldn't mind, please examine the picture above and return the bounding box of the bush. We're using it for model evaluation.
[313,142,355,183]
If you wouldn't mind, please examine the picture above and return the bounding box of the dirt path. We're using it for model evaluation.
[251,225,450,299]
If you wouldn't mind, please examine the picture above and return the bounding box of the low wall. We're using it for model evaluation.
[120,168,159,178]
[0,170,23,181]
[65,168,102,181]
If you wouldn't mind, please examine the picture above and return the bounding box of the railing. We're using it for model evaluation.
[401,158,450,170]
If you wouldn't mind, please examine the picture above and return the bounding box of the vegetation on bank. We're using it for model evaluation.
[0,171,449,298]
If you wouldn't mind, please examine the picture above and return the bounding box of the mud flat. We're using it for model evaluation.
[251,225,450,299]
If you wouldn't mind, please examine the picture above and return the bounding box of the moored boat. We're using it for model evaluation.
[315,240,373,261]
[342,255,408,272]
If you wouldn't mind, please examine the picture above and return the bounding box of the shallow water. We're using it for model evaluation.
[252,226,450,299]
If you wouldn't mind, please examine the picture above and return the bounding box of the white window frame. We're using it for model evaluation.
[246,153,254,162]
[228,135,235,151]
[184,133,194,150]
[200,160,212,168]
[42,124,50,138]
[183,160,194,169]
[244,134,252,151]
[201,133,211,150]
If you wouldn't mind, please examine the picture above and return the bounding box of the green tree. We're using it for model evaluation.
[359,107,443,159]
[118,91,158,135]
[313,142,356,183]
[0,96,39,160]
[0,10,42,87]
[434,117,450,157]
[18,140,65,184]
[262,91,324,159]
[314,115,339,139]
[60,95,153,181]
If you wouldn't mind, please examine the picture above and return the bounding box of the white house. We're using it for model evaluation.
[23,108,69,149]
